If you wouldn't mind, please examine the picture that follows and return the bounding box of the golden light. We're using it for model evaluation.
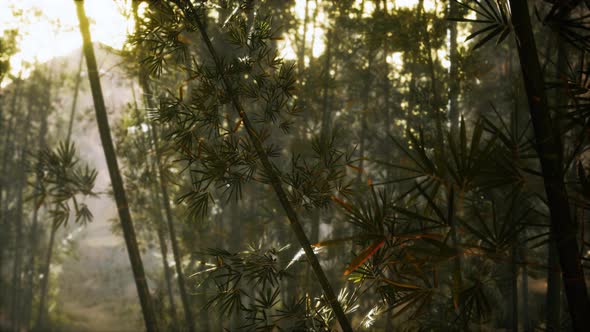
[437,49,450,69]
[293,0,308,20]
[0,0,472,86]
[279,0,444,65]
[395,0,437,11]
[0,0,131,87]
[386,52,404,69]
[457,10,477,46]
[353,0,375,18]
[278,33,297,60]
[278,0,329,63]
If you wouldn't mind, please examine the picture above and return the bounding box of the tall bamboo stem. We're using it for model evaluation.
[74,1,159,330]
[508,1,590,329]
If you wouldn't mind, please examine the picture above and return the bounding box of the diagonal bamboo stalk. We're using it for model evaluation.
[173,2,352,330]
[74,1,159,331]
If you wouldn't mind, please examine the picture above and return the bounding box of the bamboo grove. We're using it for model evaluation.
[1,0,590,331]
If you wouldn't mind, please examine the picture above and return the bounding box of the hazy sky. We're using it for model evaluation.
[0,0,443,88]
[0,0,131,86]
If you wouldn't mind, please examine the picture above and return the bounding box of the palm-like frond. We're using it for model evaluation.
[449,0,511,50]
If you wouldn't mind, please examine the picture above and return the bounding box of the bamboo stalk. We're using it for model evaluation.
[74,2,159,331]
[508,1,590,329]
[176,2,352,330]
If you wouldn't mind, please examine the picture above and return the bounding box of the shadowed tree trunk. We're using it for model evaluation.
[510,245,518,331]
[419,0,443,142]
[520,240,530,331]
[546,239,562,330]
[153,198,179,328]
[312,28,333,246]
[546,5,574,329]
[0,74,21,310]
[74,1,159,331]
[448,187,463,318]
[297,0,309,76]
[66,50,84,141]
[36,222,57,330]
[130,2,196,329]
[22,69,51,328]
[11,98,33,332]
[356,38,373,189]
[508,1,590,330]
[151,121,196,332]
[448,0,459,132]
[137,63,197,332]
[0,86,5,301]
[131,80,180,328]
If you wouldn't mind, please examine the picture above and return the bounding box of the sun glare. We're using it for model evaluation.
[280,0,440,65]
[2,0,466,86]
[395,0,436,11]
[0,0,130,87]
[279,0,329,63]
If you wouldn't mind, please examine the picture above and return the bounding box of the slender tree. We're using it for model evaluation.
[448,0,460,132]
[22,67,52,329]
[130,83,180,328]
[508,0,590,329]
[130,2,196,329]
[74,1,159,331]
[10,97,33,332]
[0,73,21,312]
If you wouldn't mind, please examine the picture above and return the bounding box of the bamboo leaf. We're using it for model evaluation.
[473,26,504,50]
[381,278,421,290]
[344,239,385,276]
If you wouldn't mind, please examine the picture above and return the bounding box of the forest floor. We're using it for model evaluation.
[58,299,137,332]
[51,220,146,332]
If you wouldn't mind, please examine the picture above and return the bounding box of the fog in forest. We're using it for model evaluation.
[1,1,590,331]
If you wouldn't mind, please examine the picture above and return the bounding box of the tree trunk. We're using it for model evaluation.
[546,241,561,330]
[22,72,50,328]
[521,245,530,331]
[508,1,590,329]
[66,50,84,142]
[0,75,21,310]
[151,123,196,332]
[138,70,196,332]
[180,2,353,330]
[144,120,195,332]
[547,6,572,329]
[357,50,373,188]
[448,188,463,316]
[154,213,179,327]
[510,245,518,331]
[131,1,194,327]
[10,98,34,332]
[448,0,459,132]
[74,2,159,331]
[297,0,309,76]
[141,103,180,330]
[35,222,57,330]
[419,0,444,142]
[312,28,333,246]
[129,2,179,328]
[10,159,24,332]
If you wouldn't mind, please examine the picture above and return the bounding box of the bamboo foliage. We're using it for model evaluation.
[3,0,590,330]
